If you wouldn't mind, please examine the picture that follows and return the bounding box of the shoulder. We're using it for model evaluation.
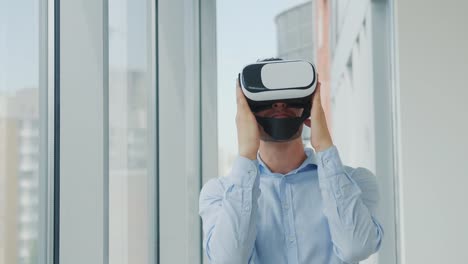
[200,177,226,199]
[344,166,380,212]
[200,156,259,200]
[199,177,227,215]
[343,166,378,190]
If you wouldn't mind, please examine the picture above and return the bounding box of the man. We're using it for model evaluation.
[199,62,383,263]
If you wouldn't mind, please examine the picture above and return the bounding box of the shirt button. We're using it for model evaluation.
[288,236,295,243]
[283,203,289,210]
[244,205,250,212]
[335,189,342,199]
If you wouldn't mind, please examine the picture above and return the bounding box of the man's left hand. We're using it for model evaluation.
[304,77,334,152]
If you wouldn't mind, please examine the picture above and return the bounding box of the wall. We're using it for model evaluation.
[394,0,468,262]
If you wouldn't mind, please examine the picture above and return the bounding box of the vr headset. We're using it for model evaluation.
[239,59,317,141]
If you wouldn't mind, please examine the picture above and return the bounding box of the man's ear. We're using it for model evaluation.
[304,118,311,128]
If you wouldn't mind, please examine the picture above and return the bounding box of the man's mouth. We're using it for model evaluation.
[270,113,293,118]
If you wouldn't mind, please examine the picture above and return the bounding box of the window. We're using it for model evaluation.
[216,0,315,176]
[109,0,155,262]
[0,0,47,263]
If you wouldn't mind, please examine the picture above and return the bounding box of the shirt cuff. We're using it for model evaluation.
[316,145,345,177]
[225,155,259,188]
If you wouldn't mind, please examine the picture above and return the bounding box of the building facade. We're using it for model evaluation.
[275,1,315,145]
[316,0,398,263]
[0,88,40,264]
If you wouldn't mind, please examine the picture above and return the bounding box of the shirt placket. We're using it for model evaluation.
[280,177,299,264]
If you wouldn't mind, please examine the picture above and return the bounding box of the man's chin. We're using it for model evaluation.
[260,130,302,143]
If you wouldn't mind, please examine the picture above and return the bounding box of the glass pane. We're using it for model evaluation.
[216,0,315,175]
[216,1,389,263]
[108,0,153,263]
[0,0,42,264]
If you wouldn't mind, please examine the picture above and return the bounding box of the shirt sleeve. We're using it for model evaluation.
[199,155,260,264]
[316,145,384,263]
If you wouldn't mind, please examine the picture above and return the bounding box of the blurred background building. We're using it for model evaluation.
[314,1,394,262]
[0,88,40,264]
[276,1,315,62]
[275,1,315,145]
[108,69,150,264]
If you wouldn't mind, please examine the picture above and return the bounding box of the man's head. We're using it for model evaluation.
[240,58,316,142]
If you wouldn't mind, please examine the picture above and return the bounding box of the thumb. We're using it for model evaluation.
[312,81,322,107]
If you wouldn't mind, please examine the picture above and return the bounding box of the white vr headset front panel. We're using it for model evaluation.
[261,61,314,90]
[240,60,317,102]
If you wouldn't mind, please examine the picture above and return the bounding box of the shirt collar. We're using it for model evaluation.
[257,147,317,176]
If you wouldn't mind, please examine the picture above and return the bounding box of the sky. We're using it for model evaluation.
[0,0,310,162]
[216,0,310,158]
[0,0,39,92]
[0,0,148,93]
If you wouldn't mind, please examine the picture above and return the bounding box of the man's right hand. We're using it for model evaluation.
[236,78,260,160]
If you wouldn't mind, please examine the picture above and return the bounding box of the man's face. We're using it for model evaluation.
[254,101,304,142]
[255,101,303,118]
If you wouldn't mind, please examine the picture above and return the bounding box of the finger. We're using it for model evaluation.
[304,118,311,128]
[236,77,242,103]
[236,77,250,111]
[312,81,322,105]
[236,77,245,104]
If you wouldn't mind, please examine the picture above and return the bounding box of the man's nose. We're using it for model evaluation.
[272,102,287,110]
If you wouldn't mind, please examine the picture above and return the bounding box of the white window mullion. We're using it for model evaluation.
[38,0,55,263]
[200,2,218,263]
[59,0,108,263]
[158,0,203,263]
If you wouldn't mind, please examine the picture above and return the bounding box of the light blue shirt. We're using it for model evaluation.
[199,145,383,264]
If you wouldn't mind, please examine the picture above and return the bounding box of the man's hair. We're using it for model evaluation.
[257,57,284,62]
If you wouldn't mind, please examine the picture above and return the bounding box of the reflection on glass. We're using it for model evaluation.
[0,0,41,264]
[109,0,151,263]
[216,1,383,263]
[276,2,314,142]
[216,0,314,176]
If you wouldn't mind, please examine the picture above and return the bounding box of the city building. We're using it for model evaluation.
[0,93,19,264]
[0,88,40,264]
[275,1,315,62]
[275,1,315,145]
